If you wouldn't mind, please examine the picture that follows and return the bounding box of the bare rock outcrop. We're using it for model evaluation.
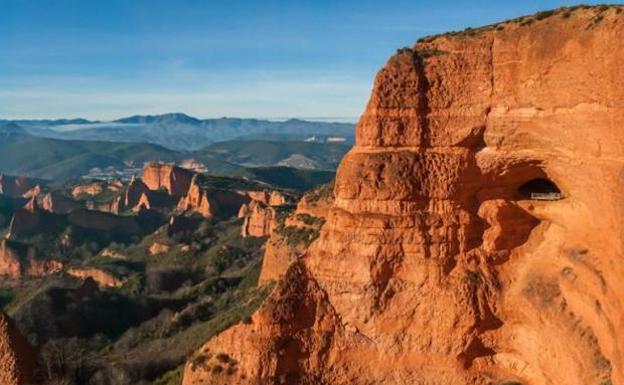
[124,177,151,210]
[142,163,194,196]
[7,197,47,240]
[238,200,277,238]
[67,267,124,288]
[85,196,122,214]
[148,241,171,256]
[244,190,290,206]
[0,312,36,385]
[177,175,214,217]
[39,192,82,214]
[258,186,331,284]
[238,190,295,238]
[0,175,37,198]
[71,182,103,198]
[184,7,624,385]
[0,239,63,278]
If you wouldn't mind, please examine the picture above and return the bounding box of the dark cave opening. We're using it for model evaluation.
[518,178,562,200]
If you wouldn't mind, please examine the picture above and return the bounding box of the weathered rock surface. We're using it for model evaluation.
[7,197,49,240]
[177,175,214,217]
[0,312,36,385]
[0,239,63,278]
[67,267,124,288]
[184,7,624,385]
[244,190,290,207]
[148,241,171,256]
[238,190,296,238]
[142,163,194,196]
[71,182,103,198]
[239,200,277,238]
[0,175,37,198]
[39,192,82,214]
[259,186,332,284]
[86,195,122,214]
[124,177,151,210]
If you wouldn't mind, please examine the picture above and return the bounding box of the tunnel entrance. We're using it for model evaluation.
[518,178,562,200]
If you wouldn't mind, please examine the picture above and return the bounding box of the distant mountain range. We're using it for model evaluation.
[0,113,355,151]
[0,121,349,182]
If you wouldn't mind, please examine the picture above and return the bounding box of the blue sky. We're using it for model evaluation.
[0,0,617,121]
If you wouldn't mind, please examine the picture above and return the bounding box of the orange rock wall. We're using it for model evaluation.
[177,176,214,217]
[0,240,63,278]
[142,163,193,196]
[0,312,36,385]
[239,201,277,238]
[183,7,624,385]
[67,267,124,288]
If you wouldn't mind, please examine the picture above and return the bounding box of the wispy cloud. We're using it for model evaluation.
[0,69,373,120]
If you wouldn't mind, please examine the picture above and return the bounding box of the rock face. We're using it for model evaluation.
[142,163,194,196]
[244,190,290,207]
[7,197,48,240]
[148,241,171,256]
[124,177,151,210]
[239,200,277,238]
[40,192,82,214]
[177,175,214,217]
[0,312,36,385]
[0,175,37,198]
[238,190,295,238]
[67,267,124,288]
[258,185,332,284]
[0,239,63,278]
[183,7,624,385]
[71,182,103,198]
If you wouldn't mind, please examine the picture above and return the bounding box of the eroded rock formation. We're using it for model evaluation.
[142,163,194,196]
[177,175,214,217]
[0,175,37,198]
[71,182,103,198]
[67,267,124,288]
[183,7,624,385]
[40,192,82,214]
[124,177,151,210]
[259,185,332,283]
[238,190,295,238]
[0,239,63,278]
[0,312,36,385]
[239,200,277,238]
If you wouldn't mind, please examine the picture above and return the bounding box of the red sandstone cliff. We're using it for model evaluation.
[258,185,332,284]
[0,239,63,278]
[0,312,36,385]
[177,175,214,217]
[124,177,151,210]
[238,200,277,238]
[183,7,624,385]
[67,267,124,288]
[71,182,103,198]
[238,190,295,238]
[142,163,194,196]
[39,192,82,214]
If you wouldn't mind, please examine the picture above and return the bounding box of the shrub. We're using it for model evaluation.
[191,354,207,370]
[535,10,556,20]
[216,353,231,363]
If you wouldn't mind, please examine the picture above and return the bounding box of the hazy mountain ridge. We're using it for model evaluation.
[2,113,355,151]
